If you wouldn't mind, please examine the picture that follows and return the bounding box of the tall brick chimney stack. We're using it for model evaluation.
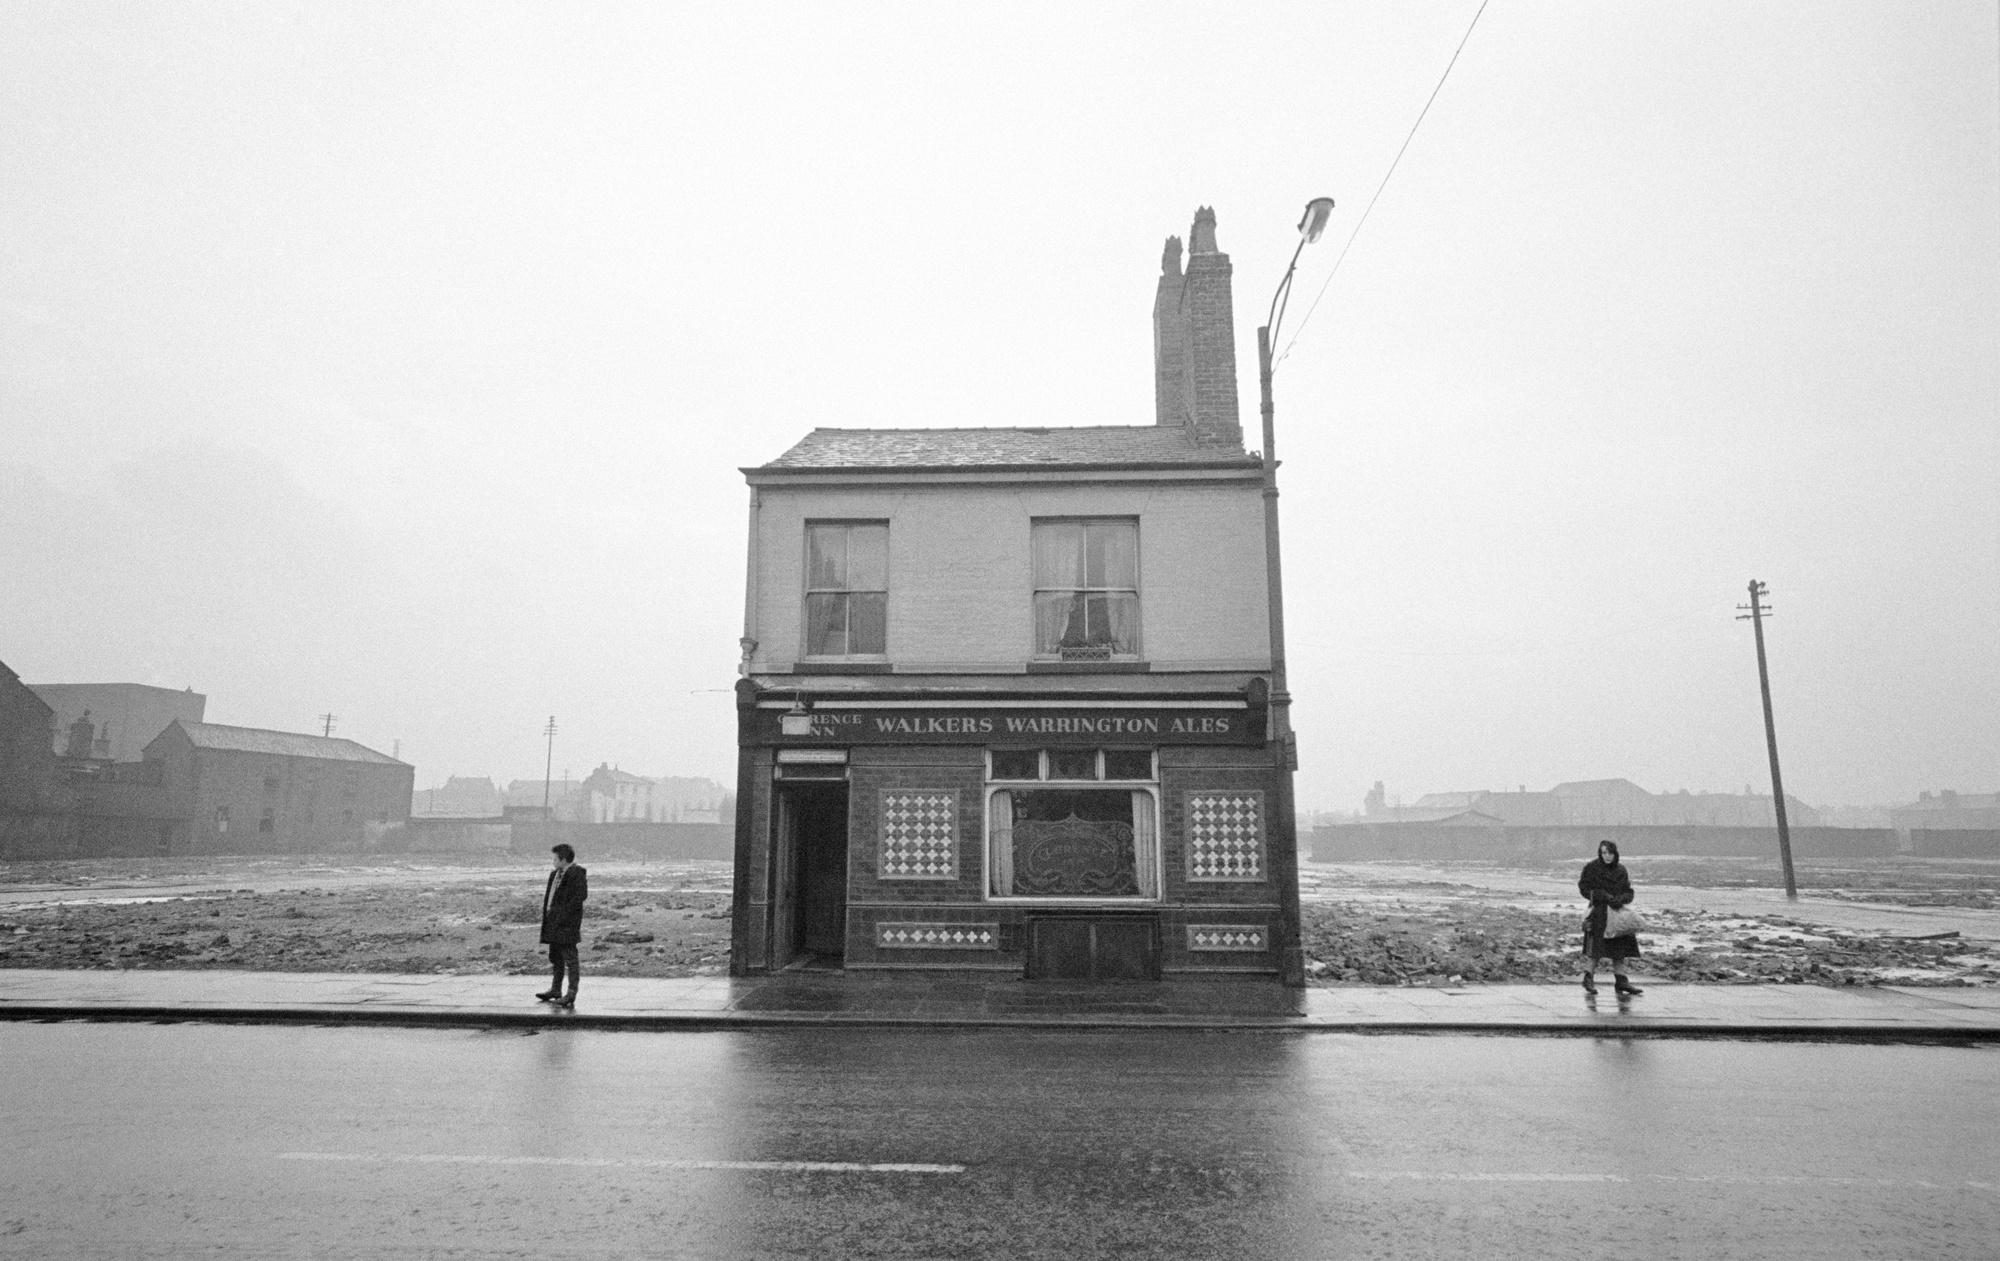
[1152,207,1242,448]
[1152,235,1187,428]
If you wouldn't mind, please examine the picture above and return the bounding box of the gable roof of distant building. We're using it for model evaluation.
[752,426,1259,472]
[160,721,407,766]
[27,681,206,700]
[1551,778,1650,795]
[1412,791,1486,810]
[0,659,54,717]
[1369,807,1505,826]
[585,764,653,785]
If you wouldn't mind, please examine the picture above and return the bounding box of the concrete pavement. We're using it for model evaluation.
[3,966,1998,1040]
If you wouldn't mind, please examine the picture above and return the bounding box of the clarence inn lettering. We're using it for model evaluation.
[766,706,1256,746]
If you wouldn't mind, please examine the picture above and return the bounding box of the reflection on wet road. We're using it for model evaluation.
[3,1023,1995,1258]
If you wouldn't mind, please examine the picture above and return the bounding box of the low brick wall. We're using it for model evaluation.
[1910,828,2000,858]
[0,811,73,860]
[366,819,734,859]
[371,818,514,853]
[511,820,735,861]
[1310,823,1898,864]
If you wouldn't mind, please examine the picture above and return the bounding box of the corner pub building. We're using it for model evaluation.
[731,208,1305,984]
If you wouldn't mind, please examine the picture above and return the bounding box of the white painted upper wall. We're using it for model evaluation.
[744,476,1272,672]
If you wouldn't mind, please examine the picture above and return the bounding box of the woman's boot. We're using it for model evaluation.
[1581,971,1597,995]
[1614,975,1643,996]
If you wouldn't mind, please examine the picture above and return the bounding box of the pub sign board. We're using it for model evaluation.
[756,705,1262,747]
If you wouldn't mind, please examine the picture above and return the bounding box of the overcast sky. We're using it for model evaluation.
[2,2,1994,812]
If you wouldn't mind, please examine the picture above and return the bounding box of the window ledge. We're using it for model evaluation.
[1025,660,1151,675]
[787,662,894,675]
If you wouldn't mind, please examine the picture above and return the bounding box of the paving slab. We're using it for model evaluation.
[2,968,1997,1040]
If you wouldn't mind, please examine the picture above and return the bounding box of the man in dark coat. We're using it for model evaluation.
[537,843,588,1008]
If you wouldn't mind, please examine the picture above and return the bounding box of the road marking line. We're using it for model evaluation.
[279,1152,963,1175]
[1345,1172,1991,1192]
[1348,1173,1627,1183]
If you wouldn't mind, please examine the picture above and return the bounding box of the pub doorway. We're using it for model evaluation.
[773,782,850,968]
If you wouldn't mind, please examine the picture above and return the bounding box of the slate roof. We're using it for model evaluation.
[169,721,406,766]
[748,671,1261,700]
[756,426,1257,471]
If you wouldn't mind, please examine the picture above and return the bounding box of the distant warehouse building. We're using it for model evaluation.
[144,720,413,853]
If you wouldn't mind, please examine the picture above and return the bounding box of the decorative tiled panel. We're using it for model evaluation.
[1187,924,1268,952]
[879,790,957,879]
[1185,791,1265,880]
[877,922,999,950]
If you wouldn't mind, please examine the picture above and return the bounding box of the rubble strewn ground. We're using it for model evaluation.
[0,857,738,978]
[1,853,1995,987]
[1300,900,1993,987]
[1300,857,2000,987]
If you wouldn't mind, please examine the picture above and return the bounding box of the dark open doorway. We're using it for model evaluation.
[774,782,849,968]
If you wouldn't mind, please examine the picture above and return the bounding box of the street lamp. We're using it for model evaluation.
[779,695,815,738]
[1258,196,1334,988]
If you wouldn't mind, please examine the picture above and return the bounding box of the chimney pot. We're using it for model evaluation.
[1188,206,1219,254]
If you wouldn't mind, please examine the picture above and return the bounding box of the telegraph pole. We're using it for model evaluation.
[1737,580,1797,899]
[542,717,558,817]
[319,713,337,737]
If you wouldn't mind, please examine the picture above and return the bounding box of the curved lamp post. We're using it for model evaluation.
[1259,196,1334,988]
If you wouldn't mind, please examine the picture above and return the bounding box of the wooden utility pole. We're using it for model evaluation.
[542,717,558,817]
[1738,580,1797,899]
[319,713,337,737]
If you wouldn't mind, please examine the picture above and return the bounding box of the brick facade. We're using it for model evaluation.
[785,744,1284,974]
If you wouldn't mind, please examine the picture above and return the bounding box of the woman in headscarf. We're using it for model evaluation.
[1579,839,1642,996]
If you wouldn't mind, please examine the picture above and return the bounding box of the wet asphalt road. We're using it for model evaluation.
[3,1024,1995,1259]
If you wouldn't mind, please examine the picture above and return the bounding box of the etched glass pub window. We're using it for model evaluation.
[987,748,1158,899]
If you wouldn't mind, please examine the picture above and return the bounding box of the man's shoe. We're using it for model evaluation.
[535,990,560,1002]
[555,994,576,1009]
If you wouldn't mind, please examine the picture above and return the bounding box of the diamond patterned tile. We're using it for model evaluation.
[1187,924,1268,952]
[879,791,957,880]
[1187,791,1264,880]
[875,922,999,950]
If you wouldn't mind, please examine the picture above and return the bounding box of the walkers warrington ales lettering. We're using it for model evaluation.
[759,705,1258,746]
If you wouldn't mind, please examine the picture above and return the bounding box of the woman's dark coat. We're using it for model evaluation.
[540,864,588,946]
[1579,857,1640,960]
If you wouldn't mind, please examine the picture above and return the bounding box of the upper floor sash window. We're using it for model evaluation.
[804,522,888,657]
[1031,519,1138,659]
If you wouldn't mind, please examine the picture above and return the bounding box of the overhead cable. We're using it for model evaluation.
[1279,0,1492,366]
